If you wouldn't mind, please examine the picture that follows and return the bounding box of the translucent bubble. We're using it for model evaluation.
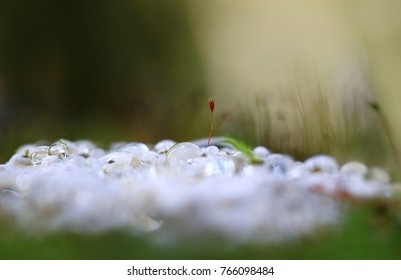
[74,140,103,158]
[101,152,133,165]
[109,142,127,151]
[118,142,149,156]
[74,140,96,149]
[304,155,338,174]
[287,162,308,179]
[180,157,209,179]
[203,156,238,176]
[49,142,69,159]
[253,146,270,158]
[155,154,167,165]
[202,159,220,177]
[242,164,266,176]
[368,167,390,183]
[154,139,176,154]
[90,148,106,159]
[232,156,248,174]
[220,147,236,155]
[57,139,76,153]
[219,151,228,157]
[190,152,246,177]
[99,152,133,173]
[340,162,368,177]
[265,154,294,175]
[191,136,226,148]
[30,146,50,165]
[205,146,219,157]
[166,142,202,165]
[140,151,159,166]
[40,155,61,166]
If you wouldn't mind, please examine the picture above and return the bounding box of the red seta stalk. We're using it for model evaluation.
[208,98,215,147]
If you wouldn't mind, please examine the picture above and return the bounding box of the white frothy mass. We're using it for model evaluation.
[0,138,394,243]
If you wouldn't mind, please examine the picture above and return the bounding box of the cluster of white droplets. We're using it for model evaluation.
[0,138,394,243]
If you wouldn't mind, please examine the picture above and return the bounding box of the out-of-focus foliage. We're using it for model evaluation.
[188,0,401,177]
[0,0,206,162]
[1,0,401,175]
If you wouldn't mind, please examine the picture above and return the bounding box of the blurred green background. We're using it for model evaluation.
[1,0,401,169]
[0,0,207,163]
[0,0,400,172]
[1,0,401,259]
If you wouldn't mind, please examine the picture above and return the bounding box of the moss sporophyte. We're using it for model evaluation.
[206,97,262,164]
[207,98,215,147]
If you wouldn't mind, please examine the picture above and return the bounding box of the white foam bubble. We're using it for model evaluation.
[0,138,395,244]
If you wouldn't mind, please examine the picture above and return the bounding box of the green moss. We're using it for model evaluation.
[222,136,263,164]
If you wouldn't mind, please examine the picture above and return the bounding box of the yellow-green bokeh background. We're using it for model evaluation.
[1,0,401,176]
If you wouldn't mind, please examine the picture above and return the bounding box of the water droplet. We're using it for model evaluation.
[203,156,237,176]
[220,147,236,155]
[57,139,76,153]
[40,155,61,166]
[74,140,96,148]
[191,137,225,147]
[109,142,127,151]
[166,142,202,165]
[340,162,368,177]
[140,151,159,166]
[154,139,176,154]
[265,154,294,174]
[74,140,103,158]
[367,167,390,183]
[253,146,270,158]
[118,142,149,156]
[218,151,228,157]
[100,152,133,173]
[155,154,167,165]
[304,155,338,174]
[287,162,307,179]
[30,146,50,165]
[49,142,69,159]
[205,146,219,157]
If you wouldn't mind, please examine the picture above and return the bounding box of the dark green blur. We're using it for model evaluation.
[0,0,207,162]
